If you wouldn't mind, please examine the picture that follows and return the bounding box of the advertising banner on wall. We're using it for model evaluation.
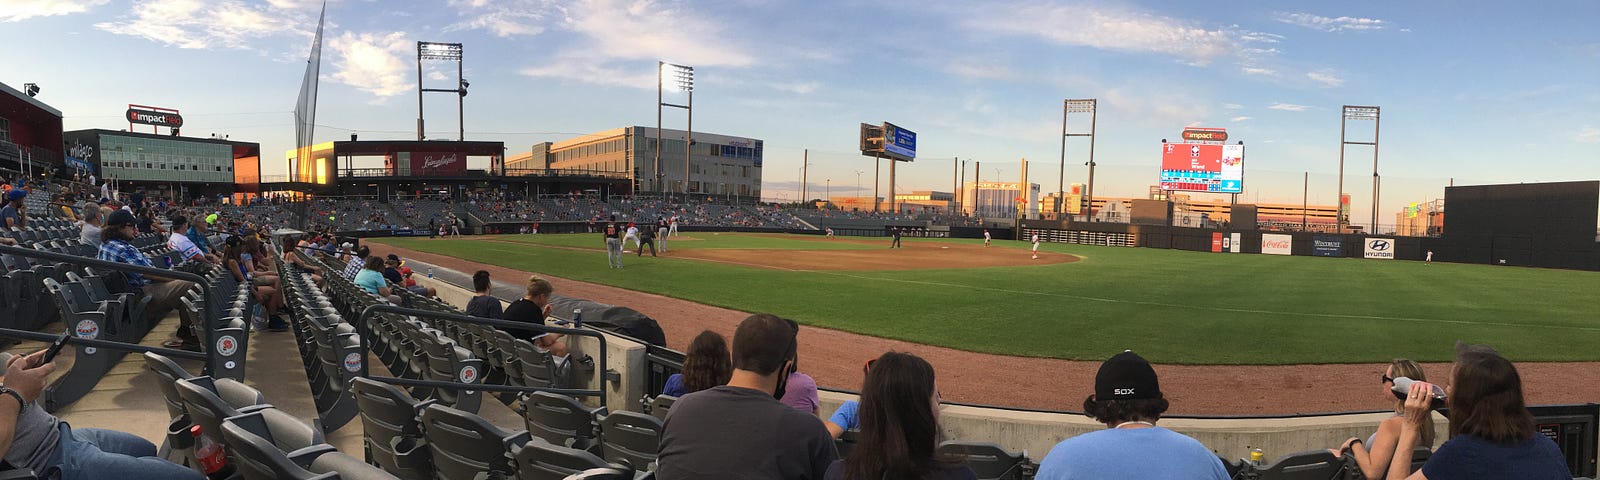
[1313,236,1342,257]
[1230,232,1242,253]
[1363,237,1395,259]
[1211,232,1223,253]
[1262,234,1293,255]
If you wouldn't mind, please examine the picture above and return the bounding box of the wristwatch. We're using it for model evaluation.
[0,385,26,410]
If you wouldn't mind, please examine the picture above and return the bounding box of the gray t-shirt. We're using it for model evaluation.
[4,402,62,473]
[80,223,102,245]
[658,385,837,480]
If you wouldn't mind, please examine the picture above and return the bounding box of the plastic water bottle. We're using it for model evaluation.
[1250,447,1264,467]
[191,424,228,476]
[572,308,582,328]
[427,268,434,279]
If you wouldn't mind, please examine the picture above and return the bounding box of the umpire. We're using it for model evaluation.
[637,224,657,257]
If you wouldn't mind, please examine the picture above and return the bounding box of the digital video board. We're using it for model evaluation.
[1159,143,1244,193]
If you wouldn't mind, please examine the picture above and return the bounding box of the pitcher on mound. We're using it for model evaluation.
[1031,233,1040,259]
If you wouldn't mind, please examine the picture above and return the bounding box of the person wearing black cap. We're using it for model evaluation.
[1035,350,1229,479]
[98,209,201,350]
[165,215,216,265]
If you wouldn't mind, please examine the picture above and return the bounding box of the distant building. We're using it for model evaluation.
[509,127,763,198]
[962,182,1040,218]
[65,129,259,201]
[0,81,63,174]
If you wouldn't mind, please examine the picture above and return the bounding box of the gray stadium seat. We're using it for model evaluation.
[1254,449,1343,480]
[937,441,1027,480]
[351,377,435,480]
[521,391,604,451]
[597,410,662,472]
[419,404,530,480]
[510,440,616,480]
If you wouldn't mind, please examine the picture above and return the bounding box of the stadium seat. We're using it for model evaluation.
[511,440,619,480]
[222,410,397,480]
[351,377,436,480]
[174,376,289,458]
[645,395,676,422]
[937,441,1028,480]
[1253,449,1343,480]
[520,391,604,451]
[419,404,530,480]
[597,410,662,472]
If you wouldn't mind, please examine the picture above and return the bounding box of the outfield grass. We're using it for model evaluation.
[373,233,1600,365]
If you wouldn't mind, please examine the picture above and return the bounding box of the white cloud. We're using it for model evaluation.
[1222,103,1243,110]
[327,31,416,98]
[1242,67,1276,76]
[1307,70,1345,87]
[1274,12,1386,32]
[773,81,818,95]
[959,2,1234,65]
[520,55,657,89]
[93,0,313,50]
[445,0,548,37]
[517,0,755,88]
[1,0,108,22]
[1577,126,1600,144]
[1268,103,1310,112]
[428,71,448,81]
[944,61,1022,82]
[1231,116,1252,122]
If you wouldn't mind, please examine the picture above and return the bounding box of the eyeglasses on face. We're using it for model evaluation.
[1381,375,1394,384]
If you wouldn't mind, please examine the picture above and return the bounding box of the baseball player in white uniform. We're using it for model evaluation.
[984,230,991,247]
[1031,233,1040,259]
[825,227,834,239]
[625,224,640,251]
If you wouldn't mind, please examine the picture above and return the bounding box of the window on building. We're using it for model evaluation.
[0,117,10,143]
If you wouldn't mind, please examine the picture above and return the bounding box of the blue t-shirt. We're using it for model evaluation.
[0,205,19,228]
[662,373,685,397]
[353,269,387,296]
[186,226,212,254]
[1421,433,1568,480]
[828,400,860,431]
[1035,427,1229,480]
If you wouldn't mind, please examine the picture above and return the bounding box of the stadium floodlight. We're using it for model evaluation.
[1338,105,1381,234]
[657,61,696,195]
[416,42,466,140]
[418,42,462,60]
[1058,99,1098,217]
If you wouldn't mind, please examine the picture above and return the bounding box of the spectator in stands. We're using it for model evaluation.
[778,318,820,415]
[166,216,217,266]
[465,270,503,319]
[100,210,201,350]
[223,236,285,332]
[1334,359,1434,479]
[825,351,973,480]
[343,245,370,279]
[1035,350,1229,479]
[1386,343,1568,480]
[280,236,323,286]
[662,330,732,397]
[1,189,26,228]
[354,255,402,304]
[0,349,204,479]
[399,267,436,298]
[825,359,876,438]
[382,256,404,285]
[78,205,105,246]
[657,314,837,479]
[502,276,568,358]
[184,213,216,257]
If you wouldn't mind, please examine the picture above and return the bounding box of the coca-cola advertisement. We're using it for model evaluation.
[387,151,466,176]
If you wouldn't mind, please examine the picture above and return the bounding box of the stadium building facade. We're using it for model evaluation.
[509,127,763,199]
[0,81,63,175]
[63,129,259,201]
[962,182,1040,218]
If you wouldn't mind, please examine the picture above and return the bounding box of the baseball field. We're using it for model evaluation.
[370,232,1600,365]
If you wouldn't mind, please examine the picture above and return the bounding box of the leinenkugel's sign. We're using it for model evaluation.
[126,105,184,128]
[1181,128,1227,142]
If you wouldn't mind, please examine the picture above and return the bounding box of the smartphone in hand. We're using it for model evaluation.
[39,331,72,365]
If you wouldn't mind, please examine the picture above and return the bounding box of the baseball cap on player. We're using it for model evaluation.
[1095,350,1162,401]
[4,190,23,201]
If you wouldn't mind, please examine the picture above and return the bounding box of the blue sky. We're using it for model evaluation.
[3,0,1597,226]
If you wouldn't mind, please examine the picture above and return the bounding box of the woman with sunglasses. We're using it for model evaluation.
[1333,359,1434,479]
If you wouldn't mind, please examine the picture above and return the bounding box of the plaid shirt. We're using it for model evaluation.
[97,238,152,288]
[343,257,364,279]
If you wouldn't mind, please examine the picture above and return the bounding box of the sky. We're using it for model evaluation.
[3,0,1598,228]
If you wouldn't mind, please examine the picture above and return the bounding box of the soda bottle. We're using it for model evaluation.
[572,308,582,328]
[191,424,228,475]
[427,268,434,279]
[1250,447,1265,467]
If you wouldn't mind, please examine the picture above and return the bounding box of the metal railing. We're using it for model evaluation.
[351,303,613,406]
[0,244,221,371]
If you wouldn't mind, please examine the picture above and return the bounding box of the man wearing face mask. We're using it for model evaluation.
[657,314,837,480]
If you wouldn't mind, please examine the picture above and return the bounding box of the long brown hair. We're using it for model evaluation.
[1389,359,1435,447]
[679,330,731,394]
[1448,347,1534,444]
[843,352,961,480]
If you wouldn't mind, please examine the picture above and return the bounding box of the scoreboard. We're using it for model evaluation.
[1160,143,1244,193]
